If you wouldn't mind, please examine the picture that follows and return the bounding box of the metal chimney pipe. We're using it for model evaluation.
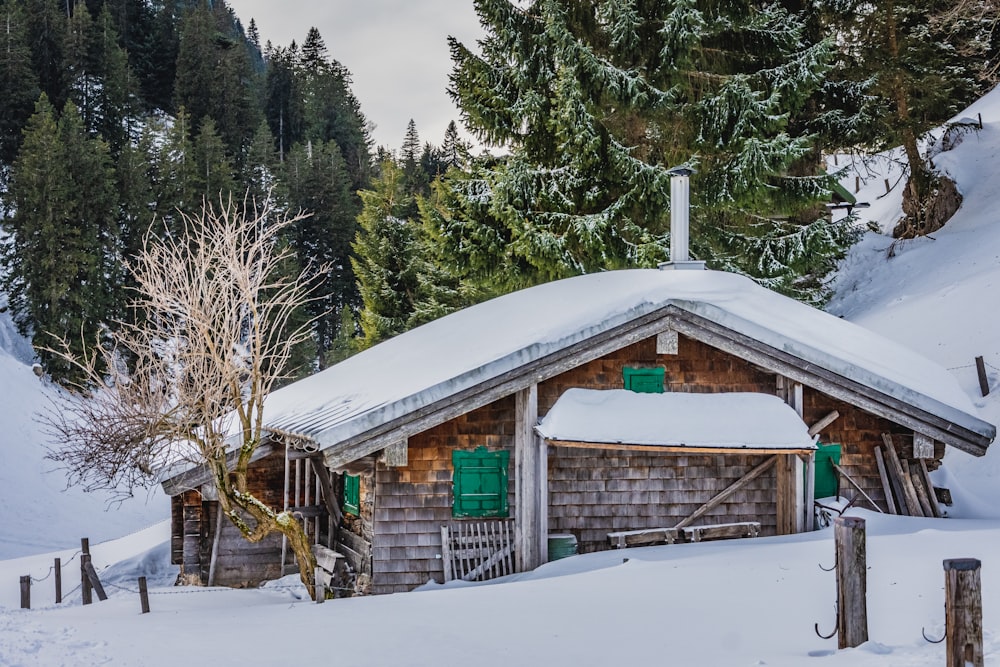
[659,166,705,271]
[668,167,693,263]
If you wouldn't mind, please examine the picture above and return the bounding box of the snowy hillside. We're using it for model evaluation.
[828,84,1000,517]
[3,88,1000,667]
[0,302,167,560]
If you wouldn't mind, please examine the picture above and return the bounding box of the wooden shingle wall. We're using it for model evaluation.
[371,398,515,595]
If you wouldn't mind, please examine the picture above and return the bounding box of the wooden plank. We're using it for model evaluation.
[674,456,777,530]
[918,459,943,518]
[312,544,342,573]
[382,439,408,467]
[462,543,514,582]
[607,528,679,548]
[776,454,798,534]
[544,440,814,455]
[881,434,924,516]
[831,462,884,513]
[873,446,898,514]
[808,410,840,437]
[84,561,108,602]
[308,457,342,527]
[903,459,934,517]
[913,433,935,459]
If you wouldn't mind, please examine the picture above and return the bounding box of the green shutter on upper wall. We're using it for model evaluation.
[623,366,665,393]
[343,474,360,515]
[452,446,509,518]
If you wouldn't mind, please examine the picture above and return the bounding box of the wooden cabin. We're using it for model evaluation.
[160,268,995,595]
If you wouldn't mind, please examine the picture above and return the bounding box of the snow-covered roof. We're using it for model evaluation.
[536,389,816,450]
[237,269,993,468]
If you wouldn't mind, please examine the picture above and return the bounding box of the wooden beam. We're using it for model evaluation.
[515,384,543,572]
[309,457,342,527]
[544,440,815,455]
[831,462,884,513]
[674,456,777,530]
[808,410,840,437]
[881,434,924,516]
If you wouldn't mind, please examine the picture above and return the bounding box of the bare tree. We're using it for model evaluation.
[43,196,321,597]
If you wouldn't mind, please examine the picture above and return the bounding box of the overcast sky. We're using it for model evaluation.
[226,1,485,152]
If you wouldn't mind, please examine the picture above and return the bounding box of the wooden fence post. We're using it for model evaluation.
[20,576,30,609]
[80,538,92,605]
[835,516,868,649]
[138,576,150,614]
[944,558,983,667]
[975,356,989,397]
[315,567,326,604]
[54,557,62,604]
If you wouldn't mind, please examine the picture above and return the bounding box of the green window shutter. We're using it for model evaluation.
[452,446,509,518]
[343,474,360,515]
[623,366,665,393]
[814,443,842,498]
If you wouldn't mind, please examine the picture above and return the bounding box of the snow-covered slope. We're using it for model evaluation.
[0,303,167,559]
[829,84,1000,517]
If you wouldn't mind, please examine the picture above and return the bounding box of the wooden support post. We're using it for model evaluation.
[804,452,816,531]
[138,576,150,614]
[808,411,840,437]
[831,463,883,513]
[515,384,543,572]
[835,516,868,649]
[54,557,62,604]
[944,558,983,667]
[207,503,223,587]
[776,454,804,534]
[20,575,30,609]
[975,356,989,397]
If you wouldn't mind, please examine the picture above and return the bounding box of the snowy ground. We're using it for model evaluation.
[3,88,1000,666]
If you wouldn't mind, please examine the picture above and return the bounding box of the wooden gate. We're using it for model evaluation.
[440,519,515,582]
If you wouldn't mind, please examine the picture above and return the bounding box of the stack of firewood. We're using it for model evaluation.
[873,434,943,517]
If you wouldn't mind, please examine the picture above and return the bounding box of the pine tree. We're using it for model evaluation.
[450,0,849,301]
[820,0,995,237]
[1,96,117,381]
[281,139,359,365]
[263,44,305,160]
[352,160,420,348]
[0,0,40,169]
[24,0,67,108]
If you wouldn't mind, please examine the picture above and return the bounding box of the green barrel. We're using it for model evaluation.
[547,534,578,561]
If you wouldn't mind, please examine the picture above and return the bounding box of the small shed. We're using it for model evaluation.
[160,268,995,594]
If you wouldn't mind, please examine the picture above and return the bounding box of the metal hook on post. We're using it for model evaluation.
[921,627,945,644]
[819,557,837,572]
[815,620,838,640]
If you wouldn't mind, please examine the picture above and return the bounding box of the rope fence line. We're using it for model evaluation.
[29,550,81,584]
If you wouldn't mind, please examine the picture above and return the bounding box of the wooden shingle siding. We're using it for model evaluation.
[371,400,515,594]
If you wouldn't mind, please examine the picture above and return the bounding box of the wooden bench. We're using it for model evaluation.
[607,527,680,549]
[608,521,760,549]
[681,521,760,542]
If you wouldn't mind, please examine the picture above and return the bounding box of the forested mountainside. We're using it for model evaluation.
[0,0,996,385]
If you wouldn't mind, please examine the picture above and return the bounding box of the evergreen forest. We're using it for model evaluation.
[0,0,996,382]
